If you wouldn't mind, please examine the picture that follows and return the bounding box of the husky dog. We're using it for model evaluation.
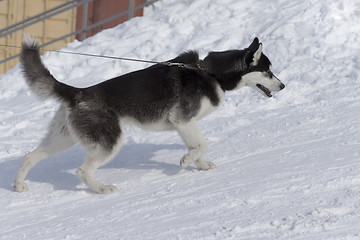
[14,36,284,194]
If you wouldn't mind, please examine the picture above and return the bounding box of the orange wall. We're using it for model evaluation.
[0,0,76,74]
[75,0,145,40]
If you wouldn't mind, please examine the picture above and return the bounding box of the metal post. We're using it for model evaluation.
[81,0,88,41]
[128,0,134,20]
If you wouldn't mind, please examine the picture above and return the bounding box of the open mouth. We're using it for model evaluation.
[256,84,272,97]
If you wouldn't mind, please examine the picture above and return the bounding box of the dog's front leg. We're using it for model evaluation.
[195,157,216,170]
[173,118,214,169]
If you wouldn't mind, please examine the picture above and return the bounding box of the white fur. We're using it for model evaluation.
[14,106,76,192]
[170,118,214,169]
[22,33,37,47]
[76,136,124,193]
[241,71,283,97]
[197,84,225,120]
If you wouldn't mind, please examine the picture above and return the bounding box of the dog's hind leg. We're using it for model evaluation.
[172,118,214,169]
[14,107,76,192]
[76,134,124,194]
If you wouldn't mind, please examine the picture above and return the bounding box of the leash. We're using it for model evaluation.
[0,44,199,69]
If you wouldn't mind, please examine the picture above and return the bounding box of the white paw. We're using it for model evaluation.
[180,154,192,169]
[196,161,216,171]
[14,181,29,192]
[99,185,118,194]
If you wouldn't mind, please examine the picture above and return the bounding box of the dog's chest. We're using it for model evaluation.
[196,84,225,120]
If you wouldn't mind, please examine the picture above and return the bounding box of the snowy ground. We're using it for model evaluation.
[1,0,360,239]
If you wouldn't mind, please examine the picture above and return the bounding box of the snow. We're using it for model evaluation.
[1,0,360,239]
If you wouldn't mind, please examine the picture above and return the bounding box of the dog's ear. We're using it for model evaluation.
[245,41,263,67]
[248,37,259,50]
[251,43,262,66]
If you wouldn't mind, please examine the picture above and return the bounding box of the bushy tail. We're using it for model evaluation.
[20,34,78,103]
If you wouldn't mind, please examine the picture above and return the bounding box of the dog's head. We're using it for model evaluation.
[201,38,284,97]
[241,38,285,97]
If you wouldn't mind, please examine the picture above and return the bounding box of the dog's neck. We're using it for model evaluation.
[198,60,247,92]
[211,71,245,91]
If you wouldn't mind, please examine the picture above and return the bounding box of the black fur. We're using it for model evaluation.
[76,52,220,124]
[20,44,79,102]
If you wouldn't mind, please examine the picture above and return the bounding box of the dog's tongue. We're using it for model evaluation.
[265,89,272,97]
[256,84,272,97]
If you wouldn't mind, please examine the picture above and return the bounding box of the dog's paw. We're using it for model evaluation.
[180,154,192,169]
[99,185,118,194]
[13,181,29,192]
[196,160,216,171]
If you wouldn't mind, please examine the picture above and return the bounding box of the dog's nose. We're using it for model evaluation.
[279,83,285,90]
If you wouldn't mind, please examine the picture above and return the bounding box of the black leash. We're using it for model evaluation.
[0,44,198,69]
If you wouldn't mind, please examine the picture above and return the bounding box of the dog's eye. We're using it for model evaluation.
[267,70,273,78]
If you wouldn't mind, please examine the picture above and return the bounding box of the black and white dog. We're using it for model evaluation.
[14,35,284,194]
